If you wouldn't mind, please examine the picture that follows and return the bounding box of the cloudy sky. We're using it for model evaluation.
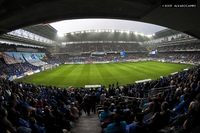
[50,19,166,35]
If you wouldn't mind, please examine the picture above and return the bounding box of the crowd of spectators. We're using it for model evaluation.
[0,58,39,78]
[60,43,147,53]
[98,65,200,133]
[157,53,200,63]
[0,79,82,133]
[50,52,200,64]
[52,53,148,63]
[0,60,199,133]
[0,41,200,133]
[158,42,200,52]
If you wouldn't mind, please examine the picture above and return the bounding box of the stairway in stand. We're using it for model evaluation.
[71,113,102,133]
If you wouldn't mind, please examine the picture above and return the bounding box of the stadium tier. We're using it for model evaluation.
[61,42,147,53]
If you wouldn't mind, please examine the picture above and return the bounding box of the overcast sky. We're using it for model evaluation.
[50,19,166,35]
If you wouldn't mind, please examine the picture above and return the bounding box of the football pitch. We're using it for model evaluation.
[16,61,192,88]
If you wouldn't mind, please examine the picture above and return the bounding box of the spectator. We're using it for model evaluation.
[126,113,146,133]
[0,106,17,133]
[104,114,126,133]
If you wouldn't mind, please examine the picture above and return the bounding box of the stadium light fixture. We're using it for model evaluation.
[146,35,152,38]
[57,32,65,37]
[140,33,144,36]
[61,42,67,45]
[147,34,155,38]
[134,31,138,35]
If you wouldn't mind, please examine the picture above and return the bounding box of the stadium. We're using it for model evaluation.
[0,1,200,133]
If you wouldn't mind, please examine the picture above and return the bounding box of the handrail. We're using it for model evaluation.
[120,85,176,100]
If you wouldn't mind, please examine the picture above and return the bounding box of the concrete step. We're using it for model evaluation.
[71,113,102,133]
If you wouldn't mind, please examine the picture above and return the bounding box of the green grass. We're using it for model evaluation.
[16,61,192,88]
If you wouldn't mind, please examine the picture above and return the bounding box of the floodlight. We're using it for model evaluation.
[61,42,67,45]
[140,33,144,36]
[134,32,138,35]
[147,34,153,38]
[57,32,65,37]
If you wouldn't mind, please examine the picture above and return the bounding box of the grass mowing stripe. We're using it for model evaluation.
[18,64,79,87]
[102,63,137,85]
[91,64,106,85]
[115,63,152,84]
[96,64,118,85]
[117,63,151,82]
[95,64,108,85]
[78,64,91,86]
[119,63,150,76]
[135,62,189,77]
[51,65,80,86]
[16,61,192,87]
[73,64,89,87]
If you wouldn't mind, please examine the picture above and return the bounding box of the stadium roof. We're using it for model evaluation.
[23,24,57,40]
[0,0,199,39]
[50,19,166,36]
[154,29,181,38]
